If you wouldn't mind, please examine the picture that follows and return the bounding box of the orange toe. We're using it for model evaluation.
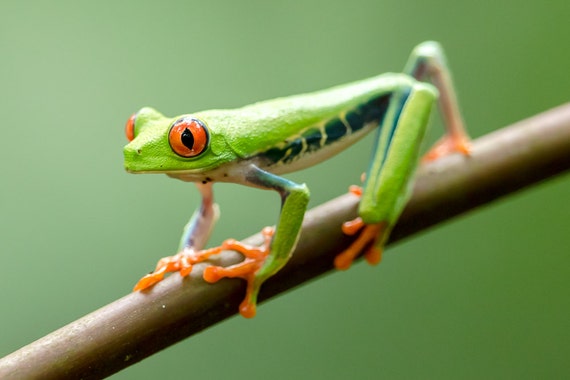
[335,221,386,270]
[239,299,257,319]
[364,246,383,265]
[348,185,363,197]
[133,273,164,291]
[342,217,365,235]
[334,250,357,270]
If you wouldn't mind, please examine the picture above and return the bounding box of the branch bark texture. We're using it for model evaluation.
[1,104,570,379]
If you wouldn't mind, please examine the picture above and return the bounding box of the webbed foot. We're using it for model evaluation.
[335,218,387,270]
[134,227,275,318]
[133,246,223,291]
[422,132,471,162]
[203,227,274,318]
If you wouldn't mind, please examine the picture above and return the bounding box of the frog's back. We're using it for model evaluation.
[196,73,414,173]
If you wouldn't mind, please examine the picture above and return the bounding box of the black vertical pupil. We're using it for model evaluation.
[181,128,194,149]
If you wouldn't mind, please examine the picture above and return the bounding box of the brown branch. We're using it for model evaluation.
[1,104,570,380]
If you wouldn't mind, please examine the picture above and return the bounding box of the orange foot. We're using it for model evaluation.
[422,132,471,162]
[348,184,362,197]
[133,246,224,291]
[203,227,274,318]
[334,218,387,270]
[134,228,274,318]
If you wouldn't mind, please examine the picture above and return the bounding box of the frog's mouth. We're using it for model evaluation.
[123,159,233,184]
[123,139,254,185]
[124,164,206,177]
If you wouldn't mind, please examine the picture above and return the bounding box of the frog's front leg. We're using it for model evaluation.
[202,166,310,318]
[133,182,220,291]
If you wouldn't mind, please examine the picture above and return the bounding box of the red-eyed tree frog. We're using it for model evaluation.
[124,42,470,318]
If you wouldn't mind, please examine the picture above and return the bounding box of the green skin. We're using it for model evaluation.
[124,41,466,317]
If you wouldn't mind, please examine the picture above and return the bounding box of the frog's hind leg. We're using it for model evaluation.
[335,81,436,269]
[405,41,471,161]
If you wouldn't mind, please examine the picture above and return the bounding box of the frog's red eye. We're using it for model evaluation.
[125,113,136,141]
[168,117,209,158]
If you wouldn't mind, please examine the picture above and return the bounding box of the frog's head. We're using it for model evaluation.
[123,107,234,180]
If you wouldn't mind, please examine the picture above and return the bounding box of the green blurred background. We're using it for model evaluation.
[1,0,569,378]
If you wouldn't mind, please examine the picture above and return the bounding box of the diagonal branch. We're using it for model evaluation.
[1,104,570,380]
